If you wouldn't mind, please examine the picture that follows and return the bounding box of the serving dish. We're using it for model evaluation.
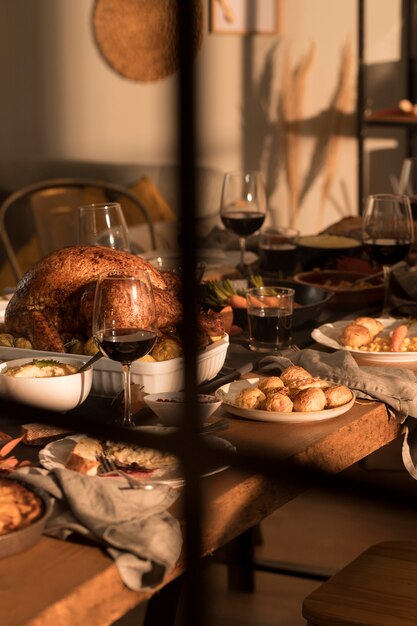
[296,235,362,271]
[0,476,52,559]
[39,433,236,487]
[200,279,333,330]
[215,378,355,423]
[0,334,229,396]
[311,317,417,365]
[293,270,384,310]
[144,392,221,426]
[263,279,333,327]
[0,356,93,411]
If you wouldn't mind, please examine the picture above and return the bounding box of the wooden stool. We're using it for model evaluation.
[302,541,417,626]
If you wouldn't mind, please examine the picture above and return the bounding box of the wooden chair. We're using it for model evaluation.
[302,540,417,626]
[0,177,156,284]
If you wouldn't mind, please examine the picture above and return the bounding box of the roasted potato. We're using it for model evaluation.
[0,333,14,347]
[14,337,33,349]
[84,336,100,356]
[68,339,85,355]
[151,336,182,361]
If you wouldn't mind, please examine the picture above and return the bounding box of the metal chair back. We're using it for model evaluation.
[0,177,156,282]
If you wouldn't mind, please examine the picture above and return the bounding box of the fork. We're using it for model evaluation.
[97,454,146,489]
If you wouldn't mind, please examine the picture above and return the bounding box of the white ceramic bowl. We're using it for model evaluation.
[144,392,222,426]
[0,356,93,412]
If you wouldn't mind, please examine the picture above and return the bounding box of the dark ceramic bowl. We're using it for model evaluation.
[262,279,334,327]
[297,235,363,271]
[293,270,384,310]
[0,476,52,559]
[229,279,333,330]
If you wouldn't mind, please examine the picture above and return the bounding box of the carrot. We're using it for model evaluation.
[227,294,247,309]
[229,324,244,336]
[247,295,265,308]
[390,324,408,352]
[263,296,279,307]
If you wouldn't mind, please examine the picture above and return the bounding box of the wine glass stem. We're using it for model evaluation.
[382,265,391,317]
[239,237,246,266]
[122,363,133,427]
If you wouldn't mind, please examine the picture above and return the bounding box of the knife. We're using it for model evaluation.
[197,358,263,394]
[197,344,300,395]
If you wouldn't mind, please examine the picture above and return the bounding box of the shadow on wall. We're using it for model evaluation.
[240,37,357,230]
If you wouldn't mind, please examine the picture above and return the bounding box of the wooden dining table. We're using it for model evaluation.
[0,377,403,626]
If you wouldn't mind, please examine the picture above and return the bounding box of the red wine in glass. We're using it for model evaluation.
[362,194,414,316]
[363,239,412,266]
[221,209,265,237]
[93,274,157,427]
[258,227,299,277]
[99,328,157,362]
[220,171,267,266]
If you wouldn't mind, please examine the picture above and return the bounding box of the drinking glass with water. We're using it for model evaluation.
[246,285,295,353]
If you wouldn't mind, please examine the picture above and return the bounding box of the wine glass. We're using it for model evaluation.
[362,193,414,317]
[399,156,417,220]
[220,170,267,266]
[258,226,300,277]
[78,202,130,251]
[92,274,157,427]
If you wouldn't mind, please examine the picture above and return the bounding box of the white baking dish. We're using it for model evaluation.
[0,334,229,396]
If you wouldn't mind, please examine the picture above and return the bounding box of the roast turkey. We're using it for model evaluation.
[4,245,186,352]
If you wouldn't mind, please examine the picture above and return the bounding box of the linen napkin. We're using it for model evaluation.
[256,348,417,420]
[11,466,182,591]
[255,348,417,479]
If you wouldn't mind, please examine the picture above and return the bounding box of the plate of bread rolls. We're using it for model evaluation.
[312,316,417,364]
[215,366,355,423]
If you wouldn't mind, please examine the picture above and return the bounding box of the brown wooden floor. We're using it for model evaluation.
[116,436,417,626]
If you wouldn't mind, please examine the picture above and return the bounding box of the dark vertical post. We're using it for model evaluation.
[176,2,205,625]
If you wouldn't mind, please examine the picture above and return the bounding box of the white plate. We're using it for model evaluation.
[311,318,417,365]
[39,433,236,487]
[215,378,355,423]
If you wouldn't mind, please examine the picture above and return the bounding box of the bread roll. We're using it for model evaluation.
[257,376,285,394]
[263,389,293,412]
[341,324,373,348]
[292,387,326,412]
[234,386,266,409]
[290,377,330,391]
[324,385,352,408]
[280,365,311,386]
[355,317,384,337]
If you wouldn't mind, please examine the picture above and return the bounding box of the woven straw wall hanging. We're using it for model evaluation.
[93,0,204,82]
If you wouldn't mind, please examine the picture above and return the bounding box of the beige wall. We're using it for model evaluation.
[0,0,404,236]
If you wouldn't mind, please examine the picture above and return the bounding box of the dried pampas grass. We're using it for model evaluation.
[317,38,355,230]
[280,42,315,228]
